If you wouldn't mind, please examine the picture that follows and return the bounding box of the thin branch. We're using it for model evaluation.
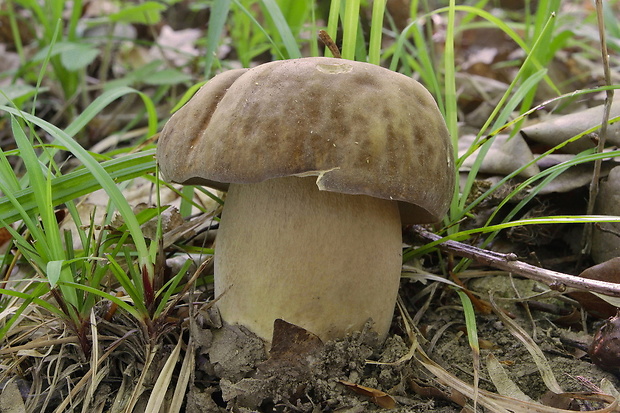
[318,30,341,58]
[580,0,615,259]
[411,226,620,298]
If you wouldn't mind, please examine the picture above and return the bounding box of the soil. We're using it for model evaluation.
[182,274,620,412]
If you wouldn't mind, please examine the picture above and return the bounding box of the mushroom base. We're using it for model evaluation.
[214,176,403,343]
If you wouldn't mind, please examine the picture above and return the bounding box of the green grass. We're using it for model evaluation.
[2,0,619,341]
[0,0,619,410]
[2,0,618,335]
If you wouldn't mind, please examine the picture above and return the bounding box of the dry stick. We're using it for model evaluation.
[0,335,120,355]
[318,30,341,58]
[411,225,620,298]
[580,0,615,260]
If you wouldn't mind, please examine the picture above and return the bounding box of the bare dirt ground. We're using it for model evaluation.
[182,264,620,412]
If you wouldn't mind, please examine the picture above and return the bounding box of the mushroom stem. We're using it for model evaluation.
[215,176,403,343]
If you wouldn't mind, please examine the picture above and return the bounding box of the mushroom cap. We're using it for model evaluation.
[157,57,455,223]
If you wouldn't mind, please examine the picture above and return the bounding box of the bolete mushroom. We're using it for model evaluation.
[157,57,454,343]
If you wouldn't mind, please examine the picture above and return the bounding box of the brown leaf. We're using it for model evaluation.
[0,226,11,247]
[478,338,499,350]
[269,319,323,357]
[338,380,396,409]
[542,391,619,410]
[568,258,620,319]
[552,307,584,330]
[580,257,620,283]
[450,272,493,315]
[257,319,323,373]
[567,291,617,320]
[539,390,576,410]
[409,379,467,407]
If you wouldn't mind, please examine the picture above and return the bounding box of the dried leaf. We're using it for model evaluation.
[258,319,323,372]
[338,380,396,409]
[489,294,564,394]
[535,157,619,195]
[459,134,539,178]
[539,391,576,410]
[486,353,533,402]
[552,307,585,329]
[150,25,201,67]
[144,337,183,413]
[169,337,195,413]
[479,338,499,350]
[409,379,468,407]
[455,73,509,127]
[569,257,620,318]
[269,319,323,357]
[520,101,620,154]
[140,204,184,239]
[600,379,620,399]
[416,341,620,412]
[450,271,493,315]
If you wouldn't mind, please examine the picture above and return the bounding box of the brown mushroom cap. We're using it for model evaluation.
[158,57,455,223]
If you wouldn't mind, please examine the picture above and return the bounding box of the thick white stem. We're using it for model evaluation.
[214,176,402,342]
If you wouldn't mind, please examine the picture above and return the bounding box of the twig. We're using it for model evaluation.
[318,30,341,58]
[411,226,620,298]
[580,0,615,260]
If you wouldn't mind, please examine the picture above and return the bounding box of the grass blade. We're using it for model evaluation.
[260,0,302,59]
[368,0,386,65]
[324,0,341,58]
[2,105,154,275]
[204,0,232,77]
[341,0,360,60]
[0,150,155,224]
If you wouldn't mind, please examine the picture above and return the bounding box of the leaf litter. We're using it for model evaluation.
[2,1,620,412]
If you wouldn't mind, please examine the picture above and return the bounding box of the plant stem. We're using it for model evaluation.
[580,0,615,261]
[411,226,620,298]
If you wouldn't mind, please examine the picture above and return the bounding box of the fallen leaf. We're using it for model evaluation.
[269,319,323,357]
[479,338,499,350]
[257,319,323,372]
[338,380,396,409]
[520,101,620,154]
[150,25,201,67]
[486,353,533,402]
[450,271,493,315]
[568,257,620,319]
[579,256,620,281]
[459,134,539,178]
[535,157,619,195]
[409,379,467,407]
[552,307,584,330]
[539,390,576,410]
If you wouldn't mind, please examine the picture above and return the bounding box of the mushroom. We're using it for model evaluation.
[157,57,454,343]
